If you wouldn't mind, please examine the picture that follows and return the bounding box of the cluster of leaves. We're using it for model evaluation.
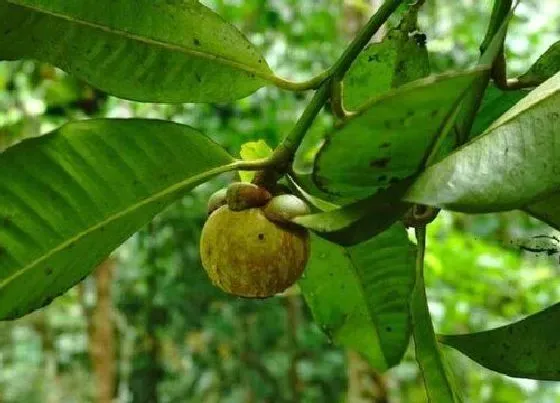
[0,0,559,401]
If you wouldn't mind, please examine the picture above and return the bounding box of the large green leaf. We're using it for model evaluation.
[299,225,416,371]
[405,71,560,212]
[0,119,235,320]
[0,0,272,103]
[313,70,485,201]
[440,303,560,380]
[518,40,560,86]
[344,23,430,110]
[524,192,560,230]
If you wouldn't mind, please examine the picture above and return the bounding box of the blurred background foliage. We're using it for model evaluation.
[0,0,559,402]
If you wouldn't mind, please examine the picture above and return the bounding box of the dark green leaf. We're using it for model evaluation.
[518,40,560,86]
[406,71,560,212]
[238,140,272,182]
[314,70,486,201]
[524,191,560,230]
[469,85,528,139]
[299,225,416,370]
[293,178,413,246]
[0,119,234,320]
[0,0,272,103]
[440,303,560,380]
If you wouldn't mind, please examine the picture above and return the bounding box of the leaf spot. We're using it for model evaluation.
[369,158,390,168]
[193,38,201,46]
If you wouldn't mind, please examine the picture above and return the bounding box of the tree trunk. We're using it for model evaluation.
[347,351,389,403]
[88,259,116,403]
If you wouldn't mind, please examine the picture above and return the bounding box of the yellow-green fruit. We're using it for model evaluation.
[200,205,310,298]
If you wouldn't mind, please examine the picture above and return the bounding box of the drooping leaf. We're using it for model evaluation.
[299,225,416,371]
[293,178,413,246]
[469,85,528,139]
[0,119,235,320]
[440,303,560,380]
[411,228,460,403]
[238,140,273,182]
[518,40,560,86]
[406,71,560,213]
[313,69,486,202]
[0,0,273,103]
[524,191,560,231]
[344,22,430,110]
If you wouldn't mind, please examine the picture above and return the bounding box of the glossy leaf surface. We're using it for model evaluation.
[406,71,560,212]
[0,0,272,102]
[0,119,234,320]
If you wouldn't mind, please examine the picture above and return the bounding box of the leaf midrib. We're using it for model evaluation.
[6,1,273,81]
[0,161,237,291]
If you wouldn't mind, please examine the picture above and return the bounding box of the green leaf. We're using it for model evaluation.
[406,71,560,213]
[518,40,560,86]
[299,225,416,371]
[411,228,460,403]
[293,178,413,246]
[344,24,430,110]
[313,70,486,202]
[0,0,272,103]
[469,85,528,139]
[440,303,560,380]
[0,119,234,320]
[524,191,560,231]
[238,140,273,182]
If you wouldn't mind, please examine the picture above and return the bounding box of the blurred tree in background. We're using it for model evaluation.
[0,1,558,402]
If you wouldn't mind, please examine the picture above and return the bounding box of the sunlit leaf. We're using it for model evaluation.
[0,0,273,102]
[406,71,560,212]
[0,119,234,320]
[238,140,273,182]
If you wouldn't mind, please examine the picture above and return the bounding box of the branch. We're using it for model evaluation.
[253,0,404,187]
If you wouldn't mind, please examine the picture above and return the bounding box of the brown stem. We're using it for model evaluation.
[346,350,389,403]
[88,259,117,403]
